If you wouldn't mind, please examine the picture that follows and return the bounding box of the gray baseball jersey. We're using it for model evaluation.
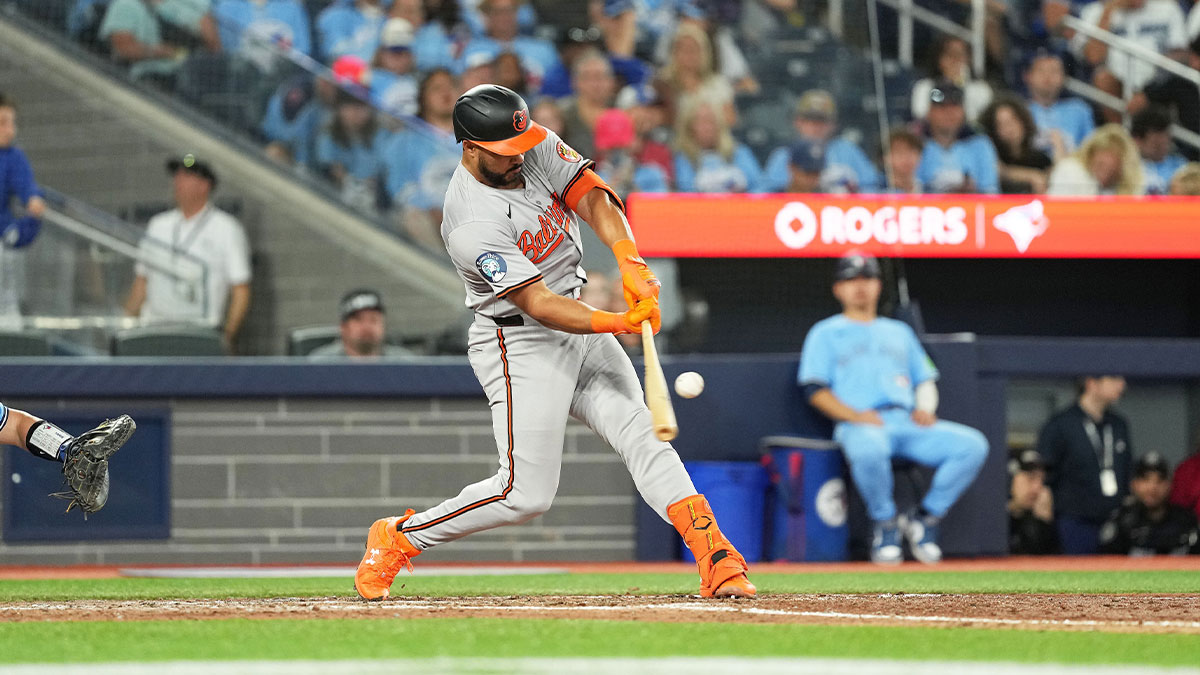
[395,132,697,550]
[441,129,607,318]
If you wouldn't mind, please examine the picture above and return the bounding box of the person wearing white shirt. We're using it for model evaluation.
[125,154,252,351]
[1073,0,1188,121]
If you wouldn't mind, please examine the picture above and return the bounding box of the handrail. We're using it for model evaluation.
[1061,15,1200,87]
[37,197,212,323]
[39,207,204,286]
[1060,15,1200,152]
[872,0,978,72]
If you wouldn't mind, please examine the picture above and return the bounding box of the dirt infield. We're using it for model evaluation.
[2,559,1198,633]
[2,593,1198,634]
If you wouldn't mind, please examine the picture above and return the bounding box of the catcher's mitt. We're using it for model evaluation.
[51,415,136,515]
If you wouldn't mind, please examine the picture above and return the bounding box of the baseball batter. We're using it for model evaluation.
[354,85,754,600]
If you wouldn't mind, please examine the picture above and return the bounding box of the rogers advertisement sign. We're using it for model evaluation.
[626,194,1200,258]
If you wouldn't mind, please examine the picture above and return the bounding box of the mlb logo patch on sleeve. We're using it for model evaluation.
[476,252,508,283]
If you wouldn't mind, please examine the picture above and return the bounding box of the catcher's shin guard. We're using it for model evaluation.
[668,494,756,598]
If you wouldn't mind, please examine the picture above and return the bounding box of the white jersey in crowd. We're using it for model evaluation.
[135,203,251,327]
[441,129,605,319]
[1073,0,1187,89]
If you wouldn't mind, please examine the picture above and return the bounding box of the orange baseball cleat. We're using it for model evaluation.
[668,494,757,599]
[354,509,421,601]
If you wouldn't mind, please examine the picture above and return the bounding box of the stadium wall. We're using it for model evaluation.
[1,337,1198,564]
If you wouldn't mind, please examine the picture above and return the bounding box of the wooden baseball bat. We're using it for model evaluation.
[641,320,678,441]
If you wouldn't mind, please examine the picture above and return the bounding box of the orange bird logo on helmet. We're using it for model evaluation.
[513,110,528,132]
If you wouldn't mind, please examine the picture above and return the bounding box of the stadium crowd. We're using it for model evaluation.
[39,0,1200,237]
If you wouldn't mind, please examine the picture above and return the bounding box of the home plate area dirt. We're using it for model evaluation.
[2,594,1199,633]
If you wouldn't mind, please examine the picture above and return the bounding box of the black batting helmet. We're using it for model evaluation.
[453,84,547,155]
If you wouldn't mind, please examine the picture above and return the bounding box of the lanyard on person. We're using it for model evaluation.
[172,206,214,257]
[1083,418,1118,497]
[171,206,213,304]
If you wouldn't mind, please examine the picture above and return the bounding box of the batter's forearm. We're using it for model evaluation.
[576,188,632,250]
[509,282,603,334]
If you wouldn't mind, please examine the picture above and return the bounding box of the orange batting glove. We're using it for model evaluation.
[613,238,660,309]
[591,298,660,335]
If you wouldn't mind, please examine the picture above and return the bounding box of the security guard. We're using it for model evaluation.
[1037,375,1132,554]
[1100,453,1200,556]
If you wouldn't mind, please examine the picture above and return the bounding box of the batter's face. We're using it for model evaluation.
[466,142,525,188]
[341,309,386,356]
[833,277,882,313]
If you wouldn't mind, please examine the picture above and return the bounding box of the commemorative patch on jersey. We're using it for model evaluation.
[475,252,508,283]
[556,141,581,163]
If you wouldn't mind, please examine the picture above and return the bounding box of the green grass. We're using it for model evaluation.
[1,570,1199,666]
[0,618,1197,665]
[1,569,1199,601]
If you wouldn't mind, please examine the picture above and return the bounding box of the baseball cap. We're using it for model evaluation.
[788,138,826,173]
[834,251,881,282]
[1133,452,1170,479]
[166,153,217,187]
[339,289,385,322]
[928,79,965,106]
[594,108,635,151]
[796,90,837,122]
[381,18,414,50]
[1013,449,1045,473]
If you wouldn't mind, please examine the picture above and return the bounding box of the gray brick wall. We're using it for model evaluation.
[0,398,638,565]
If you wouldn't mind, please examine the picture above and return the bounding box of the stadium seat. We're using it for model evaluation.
[111,325,225,356]
[287,325,340,356]
[0,331,53,357]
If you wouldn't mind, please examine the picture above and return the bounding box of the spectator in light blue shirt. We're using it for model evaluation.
[763,89,884,193]
[673,97,763,193]
[389,0,456,71]
[316,90,390,212]
[1130,106,1188,195]
[369,17,419,118]
[316,0,385,63]
[1023,50,1094,159]
[261,75,322,168]
[457,0,560,91]
[916,80,1000,194]
[381,68,460,248]
[213,0,312,72]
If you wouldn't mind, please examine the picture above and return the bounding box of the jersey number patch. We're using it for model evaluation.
[476,252,508,283]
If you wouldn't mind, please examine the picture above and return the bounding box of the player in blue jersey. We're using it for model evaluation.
[798,251,988,564]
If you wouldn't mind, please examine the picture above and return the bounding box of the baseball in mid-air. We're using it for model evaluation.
[674,371,705,399]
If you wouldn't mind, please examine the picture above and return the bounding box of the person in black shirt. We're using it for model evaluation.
[1037,375,1132,554]
[979,95,1054,194]
[1009,449,1059,555]
[1099,453,1200,556]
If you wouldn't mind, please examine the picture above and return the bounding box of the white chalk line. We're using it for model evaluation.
[1,658,1199,675]
[2,597,1198,631]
